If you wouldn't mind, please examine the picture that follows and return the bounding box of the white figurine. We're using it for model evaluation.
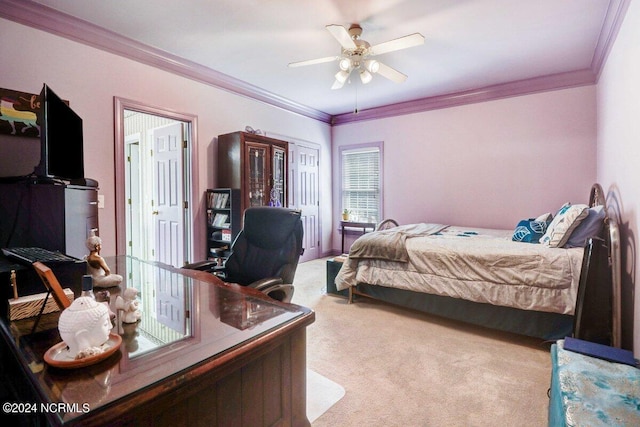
[85,232,123,288]
[115,287,142,324]
[58,296,112,359]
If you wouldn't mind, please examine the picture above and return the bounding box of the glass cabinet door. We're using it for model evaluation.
[270,146,286,207]
[245,142,269,207]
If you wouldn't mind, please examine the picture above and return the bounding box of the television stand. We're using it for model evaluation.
[0,180,98,259]
[70,177,99,188]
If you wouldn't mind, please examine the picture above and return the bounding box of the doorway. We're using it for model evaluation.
[289,142,320,262]
[114,97,199,267]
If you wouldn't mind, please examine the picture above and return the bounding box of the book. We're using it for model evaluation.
[563,337,637,367]
[209,191,230,209]
[212,213,228,227]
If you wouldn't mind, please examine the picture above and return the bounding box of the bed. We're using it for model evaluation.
[335,183,621,342]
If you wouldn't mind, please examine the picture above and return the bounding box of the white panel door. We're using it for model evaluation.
[152,123,184,267]
[155,265,188,335]
[293,144,320,262]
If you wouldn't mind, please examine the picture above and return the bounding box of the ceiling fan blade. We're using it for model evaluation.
[288,56,339,68]
[376,62,407,83]
[369,33,425,56]
[326,24,357,49]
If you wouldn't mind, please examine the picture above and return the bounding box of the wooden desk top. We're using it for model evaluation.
[1,256,314,426]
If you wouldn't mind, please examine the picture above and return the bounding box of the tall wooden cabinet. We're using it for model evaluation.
[217,132,288,214]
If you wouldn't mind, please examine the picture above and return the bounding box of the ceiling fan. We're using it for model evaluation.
[288,24,425,89]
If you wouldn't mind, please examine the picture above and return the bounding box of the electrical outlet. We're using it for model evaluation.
[98,194,105,209]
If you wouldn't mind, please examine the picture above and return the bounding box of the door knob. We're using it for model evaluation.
[152,210,159,215]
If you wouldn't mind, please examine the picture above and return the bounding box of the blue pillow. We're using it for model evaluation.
[512,218,551,243]
[564,205,606,248]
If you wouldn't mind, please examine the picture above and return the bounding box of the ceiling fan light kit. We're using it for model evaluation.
[359,69,373,84]
[335,70,349,84]
[339,57,352,71]
[288,23,424,90]
[365,59,380,73]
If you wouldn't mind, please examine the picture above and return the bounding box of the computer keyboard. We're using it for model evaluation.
[1,247,79,265]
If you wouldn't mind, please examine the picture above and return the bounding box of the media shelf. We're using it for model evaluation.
[206,188,241,262]
[0,180,98,259]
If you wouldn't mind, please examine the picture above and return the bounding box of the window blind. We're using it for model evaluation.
[341,147,380,222]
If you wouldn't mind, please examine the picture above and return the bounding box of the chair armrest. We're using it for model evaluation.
[249,277,294,303]
[182,260,218,271]
[250,277,284,289]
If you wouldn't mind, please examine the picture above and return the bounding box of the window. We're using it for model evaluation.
[340,142,383,223]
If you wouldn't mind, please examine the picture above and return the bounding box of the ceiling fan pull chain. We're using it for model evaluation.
[354,83,359,114]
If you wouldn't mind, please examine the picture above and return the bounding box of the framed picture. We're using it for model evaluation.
[0,88,41,138]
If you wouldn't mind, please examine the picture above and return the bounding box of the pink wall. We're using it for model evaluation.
[332,86,597,233]
[596,0,640,353]
[0,18,333,259]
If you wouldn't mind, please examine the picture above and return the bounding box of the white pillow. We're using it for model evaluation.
[539,203,589,247]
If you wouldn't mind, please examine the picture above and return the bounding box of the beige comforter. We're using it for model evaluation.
[335,225,584,315]
[348,223,447,262]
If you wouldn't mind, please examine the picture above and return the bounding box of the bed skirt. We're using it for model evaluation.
[353,283,573,341]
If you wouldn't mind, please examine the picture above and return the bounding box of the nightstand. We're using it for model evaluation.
[340,220,376,253]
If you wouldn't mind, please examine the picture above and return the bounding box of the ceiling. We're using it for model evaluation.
[4,0,624,122]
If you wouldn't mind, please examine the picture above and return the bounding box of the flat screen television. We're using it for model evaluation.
[34,84,84,181]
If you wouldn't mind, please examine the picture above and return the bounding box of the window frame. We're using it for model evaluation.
[339,141,384,224]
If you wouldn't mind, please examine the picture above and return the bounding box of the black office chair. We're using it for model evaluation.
[186,207,304,303]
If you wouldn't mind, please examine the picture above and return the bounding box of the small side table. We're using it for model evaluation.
[340,220,376,253]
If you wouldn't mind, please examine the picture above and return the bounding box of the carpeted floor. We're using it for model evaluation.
[293,257,552,426]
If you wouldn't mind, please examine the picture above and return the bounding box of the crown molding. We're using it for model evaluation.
[0,0,332,124]
[331,69,596,125]
[1,0,630,126]
[591,0,631,79]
